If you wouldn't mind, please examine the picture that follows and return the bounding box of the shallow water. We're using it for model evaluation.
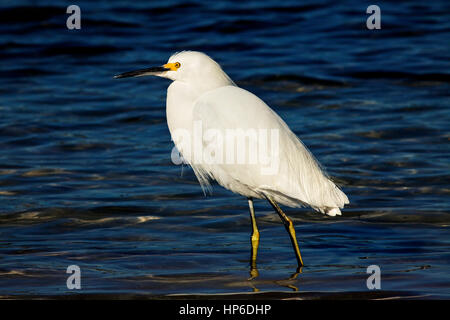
[0,0,449,299]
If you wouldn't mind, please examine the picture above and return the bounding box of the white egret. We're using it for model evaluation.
[115,51,349,272]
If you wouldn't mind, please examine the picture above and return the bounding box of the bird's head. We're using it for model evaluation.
[114,51,234,91]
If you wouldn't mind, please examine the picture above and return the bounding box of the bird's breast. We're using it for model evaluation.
[166,81,200,161]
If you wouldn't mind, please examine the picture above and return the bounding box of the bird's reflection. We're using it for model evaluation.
[248,256,303,292]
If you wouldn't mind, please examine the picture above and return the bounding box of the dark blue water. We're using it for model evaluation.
[0,0,449,299]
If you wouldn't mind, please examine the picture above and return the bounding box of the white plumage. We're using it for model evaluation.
[163,51,348,216]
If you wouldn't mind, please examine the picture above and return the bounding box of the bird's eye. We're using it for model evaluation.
[174,62,181,69]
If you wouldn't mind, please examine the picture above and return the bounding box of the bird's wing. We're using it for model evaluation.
[191,85,348,210]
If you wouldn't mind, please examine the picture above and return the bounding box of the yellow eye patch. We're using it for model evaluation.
[164,62,181,71]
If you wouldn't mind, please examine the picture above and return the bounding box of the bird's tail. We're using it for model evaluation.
[315,180,349,216]
[325,207,342,216]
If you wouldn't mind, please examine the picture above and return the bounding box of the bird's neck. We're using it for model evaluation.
[189,69,235,97]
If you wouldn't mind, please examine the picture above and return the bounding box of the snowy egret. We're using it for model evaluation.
[115,51,349,271]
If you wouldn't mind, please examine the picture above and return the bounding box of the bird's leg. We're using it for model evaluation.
[248,198,260,280]
[265,196,304,267]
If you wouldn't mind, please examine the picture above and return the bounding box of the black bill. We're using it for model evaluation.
[114,66,169,79]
